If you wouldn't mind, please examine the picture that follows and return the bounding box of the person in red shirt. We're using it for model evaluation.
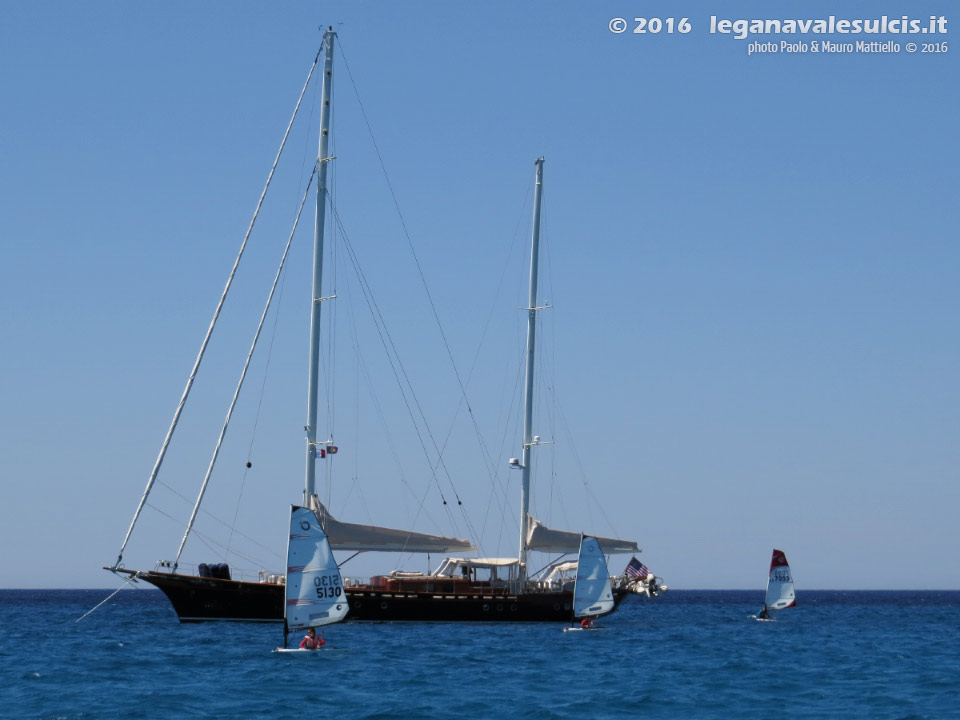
[299,627,326,649]
[579,617,595,629]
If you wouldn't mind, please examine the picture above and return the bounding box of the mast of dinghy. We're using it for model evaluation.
[518,157,545,585]
[305,28,336,506]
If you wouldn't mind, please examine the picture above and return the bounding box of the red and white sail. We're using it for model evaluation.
[765,548,796,610]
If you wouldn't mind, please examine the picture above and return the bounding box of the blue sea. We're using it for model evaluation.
[1,590,957,719]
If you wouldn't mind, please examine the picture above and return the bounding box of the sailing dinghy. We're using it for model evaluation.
[275,505,347,652]
[757,548,796,620]
[563,535,615,631]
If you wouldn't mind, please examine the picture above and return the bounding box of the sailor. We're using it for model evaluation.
[757,604,770,620]
[647,575,659,597]
[579,617,595,629]
[299,627,326,649]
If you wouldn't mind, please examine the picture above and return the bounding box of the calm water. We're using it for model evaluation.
[1,590,957,719]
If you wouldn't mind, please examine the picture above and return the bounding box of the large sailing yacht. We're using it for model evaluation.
[107,30,654,623]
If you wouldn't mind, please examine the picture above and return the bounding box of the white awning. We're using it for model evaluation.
[313,500,475,553]
[435,557,519,569]
[525,514,640,555]
[432,557,520,577]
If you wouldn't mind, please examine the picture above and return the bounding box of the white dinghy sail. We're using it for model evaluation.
[572,535,615,620]
[283,505,348,648]
[763,548,796,614]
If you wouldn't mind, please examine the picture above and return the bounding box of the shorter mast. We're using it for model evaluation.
[518,157,545,584]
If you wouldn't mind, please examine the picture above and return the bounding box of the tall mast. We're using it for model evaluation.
[518,157,545,583]
[305,28,336,506]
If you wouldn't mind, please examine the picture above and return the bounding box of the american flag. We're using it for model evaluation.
[624,556,650,580]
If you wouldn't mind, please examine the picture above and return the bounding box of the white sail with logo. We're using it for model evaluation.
[765,548,796,610]
[285,505,348,631]
[573,535,615,618]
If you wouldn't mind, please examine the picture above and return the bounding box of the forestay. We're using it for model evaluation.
[765,549,797,610]
[573,535,615,618]
[285,506,348,631]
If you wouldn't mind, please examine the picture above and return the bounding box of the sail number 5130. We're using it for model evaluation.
[634,17,691,34]
[314,574,342,599]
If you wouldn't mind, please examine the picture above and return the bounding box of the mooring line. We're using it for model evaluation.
[75,572,142,623]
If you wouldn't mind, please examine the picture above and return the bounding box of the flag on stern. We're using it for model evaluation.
[624,556,650,579]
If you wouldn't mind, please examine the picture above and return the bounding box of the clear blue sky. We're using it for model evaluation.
[1,1,957,590]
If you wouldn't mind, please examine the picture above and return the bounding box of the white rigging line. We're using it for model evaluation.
[336,42,492,512]
[331,207,470,546]
[468,182,538,553]
[223,65,322,563]
[113,46,324,567]
[226,265,288,562]
[155,479,283,562]
[146,501,278,571]
[76,574,142,622]
[173,164,319,570]
[341,288,465,542]
[556,400,623,540]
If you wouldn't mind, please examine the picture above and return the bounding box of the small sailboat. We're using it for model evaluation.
[275,505,347,652]
[757,548,796,620]
[563,535,615,631]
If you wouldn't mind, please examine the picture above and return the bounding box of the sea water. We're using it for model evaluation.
[1,590,957,719]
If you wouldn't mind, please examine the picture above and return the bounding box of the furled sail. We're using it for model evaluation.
[285,506,348,631]
[572,535,615,618]
[764,548,797,610]
[526,514,639,555]
[313,499,475,553]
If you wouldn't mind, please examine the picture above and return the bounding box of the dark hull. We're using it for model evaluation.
[116,569,627,623]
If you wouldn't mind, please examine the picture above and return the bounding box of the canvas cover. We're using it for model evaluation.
[311,499,475,553]
[526,514,639,554]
